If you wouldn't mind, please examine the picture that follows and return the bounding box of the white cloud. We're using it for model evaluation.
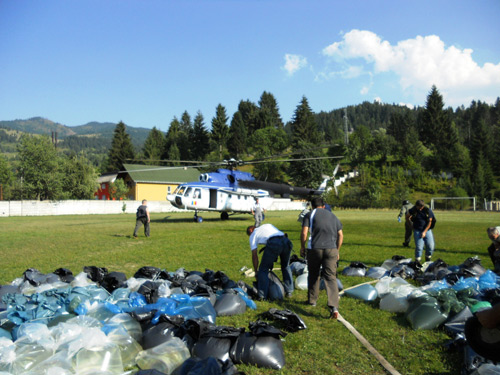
[322,29,500,104]
[282,54,308,75]
[360,86,370,95]
[399,102,415,109]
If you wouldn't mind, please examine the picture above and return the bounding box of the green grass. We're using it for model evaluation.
[1,209,498,374]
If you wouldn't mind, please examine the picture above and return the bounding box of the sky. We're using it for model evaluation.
[1,0,499,132]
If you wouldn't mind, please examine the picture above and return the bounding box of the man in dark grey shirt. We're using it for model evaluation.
[300,197,343,319]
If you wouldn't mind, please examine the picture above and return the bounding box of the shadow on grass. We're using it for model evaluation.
[151,216,249,223]
[347,242,413,249]
[272,298,332,320]
[435,247,481,256]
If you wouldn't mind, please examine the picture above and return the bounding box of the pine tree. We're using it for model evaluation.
[164,117,180,165]
[251,127,288,182]
[192,111,210,161]
[211,104,229,160]
[291,96,321,146]
[227,111,247,158]
[419,85,448,148]
[257,91,284,130]
[288,96,325,187]
[238,100,259,137]
[178,111,193,160]
[143,127,165,164]
[106,121,135,172]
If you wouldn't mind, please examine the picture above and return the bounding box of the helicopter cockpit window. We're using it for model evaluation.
[176,186,186,195]
[184,187,193,197]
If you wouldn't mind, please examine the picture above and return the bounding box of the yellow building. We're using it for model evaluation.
[119,164,200,201]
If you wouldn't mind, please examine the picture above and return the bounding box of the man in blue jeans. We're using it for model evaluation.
[406,199,435,262]
[247,224,293,300]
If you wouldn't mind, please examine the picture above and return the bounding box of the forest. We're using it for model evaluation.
[0,85,499,207]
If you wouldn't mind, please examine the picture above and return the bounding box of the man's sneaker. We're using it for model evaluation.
[285,292,293,298]
[329,307,339,320]
[425,256,432,262]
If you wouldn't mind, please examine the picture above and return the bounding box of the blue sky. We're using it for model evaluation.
[1,0,499,132]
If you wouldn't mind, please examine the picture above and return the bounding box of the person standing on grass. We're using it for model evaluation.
[398,200,414,247]
[133,199,150,238]
[486,226,500,274]
[300,197,343,320]
[406,199,435,262]
[246,223,293,300]
[251,197,265,227]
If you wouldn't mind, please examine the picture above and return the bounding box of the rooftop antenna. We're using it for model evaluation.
[343,109,349,145]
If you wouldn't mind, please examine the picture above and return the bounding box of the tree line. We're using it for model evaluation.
[0,87,498,202]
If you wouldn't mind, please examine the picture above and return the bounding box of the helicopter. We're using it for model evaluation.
[165,156,342,222]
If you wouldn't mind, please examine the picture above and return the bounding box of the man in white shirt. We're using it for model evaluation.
[247,223,293,300]
[251,198,265,227]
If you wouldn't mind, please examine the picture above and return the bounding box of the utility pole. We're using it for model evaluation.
[343,109,349,145]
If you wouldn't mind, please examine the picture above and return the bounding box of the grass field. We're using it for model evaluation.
[1,209,499,374]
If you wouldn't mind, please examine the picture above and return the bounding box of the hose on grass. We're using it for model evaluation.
[338,279,402,375]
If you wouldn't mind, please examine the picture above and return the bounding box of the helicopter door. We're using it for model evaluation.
[209,189,217,208]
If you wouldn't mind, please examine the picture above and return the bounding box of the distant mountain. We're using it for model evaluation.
[0,117,152,148]
[0,117,76,137]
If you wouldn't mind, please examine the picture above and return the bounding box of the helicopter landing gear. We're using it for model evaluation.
[220,212,229,220]
[193,211,203,223]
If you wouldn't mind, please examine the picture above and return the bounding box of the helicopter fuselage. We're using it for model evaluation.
[166,181,271,217]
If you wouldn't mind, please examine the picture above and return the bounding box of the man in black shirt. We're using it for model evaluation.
[406,199,435,262]
[133,199,150,238]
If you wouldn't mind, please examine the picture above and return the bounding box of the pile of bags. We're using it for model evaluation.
[0,266,306,374]
[340,255,500,374]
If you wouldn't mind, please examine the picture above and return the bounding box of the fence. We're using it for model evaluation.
[0,199,306,217]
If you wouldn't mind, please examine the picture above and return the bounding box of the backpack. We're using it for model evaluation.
[423,207,436,229]
[136,205,147,219]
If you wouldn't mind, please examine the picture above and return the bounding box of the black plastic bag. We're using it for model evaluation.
[214,290,247,316]
[426,259,448,275]
[203,270,238,291]
[135,370,168,375]
[101,271,128,293]
[192,326,244,362]
[389,264,415,279]
[444,307,472,337]
[230,322,286,370]
[134,266,169,280]
[181,318,216,341]
[190,283,216,306]
[83,266,108,283]
[137,280,162,304]
[53,268,74,283]
[259,308,307,332]
[141,321,179,349]
[173,357,240,375]
[23,268,59,286]
[392,255,407,261]
[267,271,285,301]
[460,257,487,277]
